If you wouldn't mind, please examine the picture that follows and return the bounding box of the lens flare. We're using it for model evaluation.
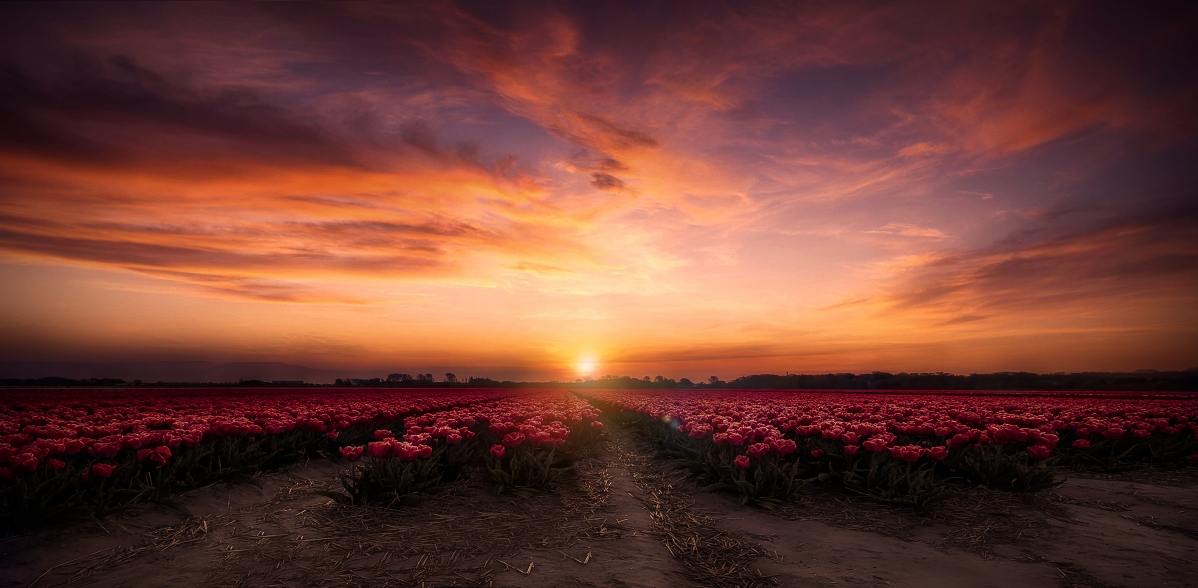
[577,358,597,375]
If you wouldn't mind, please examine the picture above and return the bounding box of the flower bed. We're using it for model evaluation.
[0,387,510,532]
[328,390,604,500]
[583,390,1198,506]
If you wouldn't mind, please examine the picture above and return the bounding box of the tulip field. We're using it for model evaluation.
[583,390,1198,506]
[0,387,600,533]
[3,387,1197,534]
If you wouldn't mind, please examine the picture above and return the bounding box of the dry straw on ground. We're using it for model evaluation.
[606,428,782,588]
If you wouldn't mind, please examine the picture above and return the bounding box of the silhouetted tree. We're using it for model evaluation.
[708,376,719,385]
[654,375,665,383]
[387,373,413,382]
[445,373,458,383]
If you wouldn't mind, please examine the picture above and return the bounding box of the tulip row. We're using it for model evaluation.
[327,390,604,501]
[583,390,1198,506]
[0,388,513,533]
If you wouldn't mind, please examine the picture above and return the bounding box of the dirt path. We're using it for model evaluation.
[2,416,1196,587]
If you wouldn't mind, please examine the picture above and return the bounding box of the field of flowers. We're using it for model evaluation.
[5,386,1197,535]
[0,387,601,533]
[582,390,1198,506]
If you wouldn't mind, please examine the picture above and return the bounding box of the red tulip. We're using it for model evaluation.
[890,445,925,463]
[137,446,172,467]
[63,439,86,455]
[927,446,948,461]
[1027,445,1052,460]
[367,441,392,459]
[771,439,797,456]
[591,421,604,429]
[490,444,506,459]
[811,448,825,459]
[91,463,116,478]
[90,441,122,458]
[843,444,859,455]
[734,455,750,469]
[0,467,12,481]
[746,443,771,459]
[502,432,526,447]
[1071,439,1091,449]
[445,433,462,445]
[326,430,340,440]
[11,453,38,473]
[372,429,393,441]
[47,458,66,470]
[340,445,364,462]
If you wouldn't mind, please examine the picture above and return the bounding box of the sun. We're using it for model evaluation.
[577,357,597,376]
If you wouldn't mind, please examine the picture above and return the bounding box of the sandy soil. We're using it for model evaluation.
[2,419,1195,588]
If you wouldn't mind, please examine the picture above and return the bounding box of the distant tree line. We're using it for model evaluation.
[0,377,128,387]
[3,370,1196,391]
[712,371,1198,392]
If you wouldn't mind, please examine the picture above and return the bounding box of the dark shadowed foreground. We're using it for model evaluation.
[2,417,1195,588]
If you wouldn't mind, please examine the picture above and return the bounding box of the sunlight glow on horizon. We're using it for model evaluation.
[577,358,597,377]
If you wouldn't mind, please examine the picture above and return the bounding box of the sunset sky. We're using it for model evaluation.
[1,2,1196,381]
